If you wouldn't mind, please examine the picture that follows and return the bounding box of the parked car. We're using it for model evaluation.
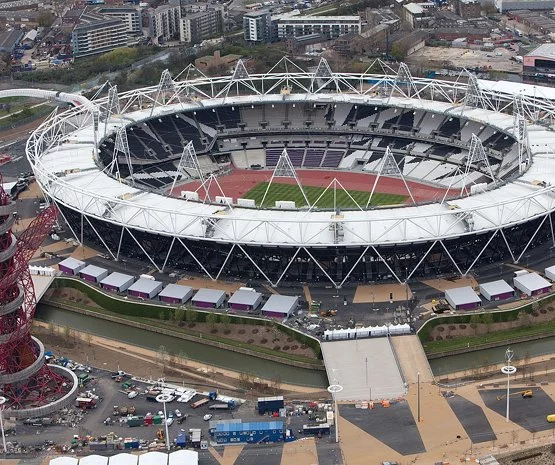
[203,414,212,421]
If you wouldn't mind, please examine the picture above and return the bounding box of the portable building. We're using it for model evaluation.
[100,272,135,293]
[513,272,552,296]
[444,286,482,310]
[479,280,515,301]
[128,278,163,299]
[214,420,284,444]
[79,264,109,283]
[257,396,284,414]
[261,295,298,318]
[228,289,263,311]
[158,283,194,304]
[545,265,555,281]
[192,288,226,308]
[58,257,86,275]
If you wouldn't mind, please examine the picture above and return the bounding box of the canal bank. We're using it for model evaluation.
[35,304,329,388]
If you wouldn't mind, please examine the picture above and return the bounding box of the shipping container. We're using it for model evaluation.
[257,396,284,415]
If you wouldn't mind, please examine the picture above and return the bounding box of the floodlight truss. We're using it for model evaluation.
[261,149,310,208]
[170,141,204,194]
[389,63,419,100]
[513,94,530,174]
[19,59,555,289]
[150,69,182,116]
[111,126,134,185]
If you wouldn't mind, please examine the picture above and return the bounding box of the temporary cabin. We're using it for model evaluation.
[79,264,109,283]
[158,283,194,304]
[261,295,298,318]
[192,288,226,308]
[444,286,482,310]
[479,280,515,301]
[58,257,86,275]
[513,272,552,296]
[128,278,163,299]
[545,265,555,281]
[227,289,263,311]
[100,272,135,293]
[213,420,284,444]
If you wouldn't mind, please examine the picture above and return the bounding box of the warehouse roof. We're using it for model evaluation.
[128,278,162,294]
[158,283,193,300]
[58,257,86,270]
[527,43,555,60]
[479,280,513,296]
[215,420,283,433]
[100,272,134,288]
[192,288,226,303]
[228,289,262,306]
[261,295,298,314]
[514,272,551,291]
[79,264,107,278]
[445,286,481,305]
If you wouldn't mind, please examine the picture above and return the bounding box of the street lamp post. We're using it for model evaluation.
[0,396,7,454]
[327,374,343,444]
[501,348,516,422]
[417,372,421,423]
[156,394,172,451]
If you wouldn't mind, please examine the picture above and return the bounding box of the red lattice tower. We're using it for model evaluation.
[0,182,74,411]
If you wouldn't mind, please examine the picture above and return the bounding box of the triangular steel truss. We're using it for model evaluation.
[367,147,415,207]
[461,134,495,195]
[170,141,204,194]
[150,69,181,117]
[219,60,259,100]
[513,94,530,174]
[464,71,488,109]
[103,85,121,137]
[109,126,134,185]
[261,149,310,208]
[310,58,340,93]
[389,63,419,99]
[195,173,232,208]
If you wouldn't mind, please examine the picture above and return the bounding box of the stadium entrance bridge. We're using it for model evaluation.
[26,58,555,288]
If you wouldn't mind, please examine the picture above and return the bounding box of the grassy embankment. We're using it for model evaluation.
[45,277,322,366]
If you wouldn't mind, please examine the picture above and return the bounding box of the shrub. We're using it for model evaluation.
[459,324,467,329]
[247,339,254,344]
[291,345,298,350]
[238,329,246,334]
[252,329,259,334]
[282,345,290,350]
[260,338,268,344]
[273,345,281,351]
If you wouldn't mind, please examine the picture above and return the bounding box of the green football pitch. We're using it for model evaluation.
[243,182,407,208]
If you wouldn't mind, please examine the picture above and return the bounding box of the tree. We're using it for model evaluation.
[185,308,197,323]
[174,307,185,323]
[157,345,168,366]
[220,314,231,328]
[390,42,406,62]
[469,314,481,335]
[38,10,54,28]
[206,312,218,329]
[481,312,493,333]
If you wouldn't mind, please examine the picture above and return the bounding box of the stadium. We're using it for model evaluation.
[26,58,555,287]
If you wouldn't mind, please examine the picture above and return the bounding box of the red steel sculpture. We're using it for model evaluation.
[0,183,73,411]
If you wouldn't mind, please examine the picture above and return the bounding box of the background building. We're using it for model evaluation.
[243,10,272,44]
[451,0,480,19]
[276,16,361,40]
[524,43,555,73]
[71,16,127,57]
[146,4,180,44]
[494,0,555,12]
[96,7,142,34]
[180,8,223,44]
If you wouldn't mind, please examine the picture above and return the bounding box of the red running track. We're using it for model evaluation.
[171,169,458,204]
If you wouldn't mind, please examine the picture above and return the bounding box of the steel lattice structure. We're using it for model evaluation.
[22,59,555,288]
[0,188,77,416]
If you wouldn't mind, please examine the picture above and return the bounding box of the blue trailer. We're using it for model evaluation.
[214,421,285,444]
[257,396,284,415]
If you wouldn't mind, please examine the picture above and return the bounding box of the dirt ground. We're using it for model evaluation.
[353,283,412,304]
[406,46,522,73]
[45,286,317,359]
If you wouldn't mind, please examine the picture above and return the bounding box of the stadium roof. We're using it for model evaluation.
[41,93,554,248]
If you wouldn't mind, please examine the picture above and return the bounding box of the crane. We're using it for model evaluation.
[496,389,533,401]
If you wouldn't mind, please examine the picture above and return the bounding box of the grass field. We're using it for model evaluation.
[244,182,406,208]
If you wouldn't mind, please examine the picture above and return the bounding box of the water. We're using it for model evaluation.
[35,305,329,388]
[429,336,555,377]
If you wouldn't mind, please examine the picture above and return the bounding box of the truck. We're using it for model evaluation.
[190,398,210,409]
[257,396,284,415]
[76,397,97,409]
[209,400,235,410]
[432,299,450,314]
[302,423,331,436]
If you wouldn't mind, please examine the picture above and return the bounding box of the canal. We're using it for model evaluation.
[428,336,555,377]
[35,304,330,388]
